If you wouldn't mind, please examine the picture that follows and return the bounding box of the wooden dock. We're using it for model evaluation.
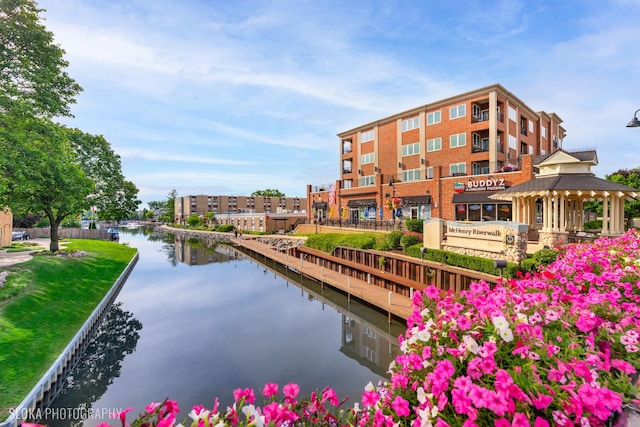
[231,237,414,321]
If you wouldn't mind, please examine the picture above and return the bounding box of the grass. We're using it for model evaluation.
[0,239,137,418]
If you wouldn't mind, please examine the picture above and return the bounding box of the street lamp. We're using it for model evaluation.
[626,108,640,128]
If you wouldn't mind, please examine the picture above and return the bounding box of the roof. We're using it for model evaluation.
[489,174,640,200]
[533,149,598,166]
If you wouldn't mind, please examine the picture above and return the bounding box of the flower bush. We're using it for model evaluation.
[366,229,640,426]
[36,230,640,427]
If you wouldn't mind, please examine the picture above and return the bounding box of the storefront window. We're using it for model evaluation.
[455,204,467,221]
[482,204,496,221]
[468,204,481,221]
[498,204,512,221]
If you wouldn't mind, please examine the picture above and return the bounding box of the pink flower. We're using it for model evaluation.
[233,387,256,404]
[391,395,410,417]
[145,402,161,414]
[321,387,340,406]
[362,390,380,408]
[283,382,300,401]
[262,382,279,398]
[110,408,132,424]
[531,392,553,410]
[534,417,550,427]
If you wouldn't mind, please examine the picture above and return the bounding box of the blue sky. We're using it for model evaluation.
[38,0,640,207]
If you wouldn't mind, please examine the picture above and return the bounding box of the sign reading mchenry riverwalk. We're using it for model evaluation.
[447,226,501,238]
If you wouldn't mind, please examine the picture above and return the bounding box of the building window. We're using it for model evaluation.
[529,120,534,133]
[360,129,374,142]
[541,127,547,138]
[343,159,352,174]
[508,106,517,121]
[401,117,419,132]
[342,179,352,189]
[342,139,352,154]
[427,137,442,152]
[449,104,466,119]
[402,168,421,182]
[402,142,420,156]
[450,133,466,148]
[358,175,375,186]
[450,162,466,176]
[508,134,517,149]
[360,152,374,164]
[427,111,441,125]
[426,166,434,179]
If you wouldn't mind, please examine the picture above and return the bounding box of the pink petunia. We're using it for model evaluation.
[362,390,380,408]
[391,395,410,417]
[321,387,340,406]
[283,383,300,401]
[262,382,279,398]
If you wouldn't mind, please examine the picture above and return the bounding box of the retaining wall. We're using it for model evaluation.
[0,252,139,427]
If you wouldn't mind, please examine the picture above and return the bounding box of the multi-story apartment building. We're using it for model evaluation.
[175,195,306,219]
[307,84,566,224]
[175,195,307,233]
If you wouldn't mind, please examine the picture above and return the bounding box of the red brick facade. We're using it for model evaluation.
[307,84,565,224]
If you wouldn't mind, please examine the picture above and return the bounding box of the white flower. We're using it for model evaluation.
[417,387,428,404]
[499,327,514,342]
[364,381,375,392]
[417,328,431,342]
[417,407,433,427]
[462,335,479,354]
[492,315,509,330]
[420,307,430,317]
[516,313,528,324]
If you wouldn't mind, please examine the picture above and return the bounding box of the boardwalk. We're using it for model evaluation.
[231,236,414,321]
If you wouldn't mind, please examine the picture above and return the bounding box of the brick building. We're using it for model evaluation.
[175,195,307,233]
[307,84,566,224]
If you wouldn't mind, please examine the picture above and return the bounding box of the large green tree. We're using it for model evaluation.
[0,0,81,117]
[66,129,140,223]
[0,111,94,251]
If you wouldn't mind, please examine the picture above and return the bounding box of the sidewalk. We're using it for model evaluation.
[0,238,51,268]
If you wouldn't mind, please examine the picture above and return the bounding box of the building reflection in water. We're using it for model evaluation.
[175,236,239,265]
[174,235,401,380]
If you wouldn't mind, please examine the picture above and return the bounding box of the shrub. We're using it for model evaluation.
[214,224,235,233]
[186,214,202,228]
[400,233,420,249]
[405,244,519,277]
[532,247,560,266]
[584,219,603,230]
[404,219,424,233]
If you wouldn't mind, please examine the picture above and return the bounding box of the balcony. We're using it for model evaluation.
[343,168,352,174]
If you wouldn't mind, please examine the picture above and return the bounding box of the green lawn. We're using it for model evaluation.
[0,239,137,417]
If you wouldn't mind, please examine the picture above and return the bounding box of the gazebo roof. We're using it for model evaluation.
[489,173,640,200]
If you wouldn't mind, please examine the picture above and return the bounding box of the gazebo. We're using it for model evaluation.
[490,150,639,246]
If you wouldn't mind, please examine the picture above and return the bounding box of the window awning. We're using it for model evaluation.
[452,192,507,204]
[346,198,377,207]
[402,195,431,205]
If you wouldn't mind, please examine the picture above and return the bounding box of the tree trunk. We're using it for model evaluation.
[49,219,60,252]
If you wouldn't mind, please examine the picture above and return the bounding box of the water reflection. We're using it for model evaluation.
[39,303,142,426]
[43,229,403,426]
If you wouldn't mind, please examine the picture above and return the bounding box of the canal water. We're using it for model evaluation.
[41,228,405,426]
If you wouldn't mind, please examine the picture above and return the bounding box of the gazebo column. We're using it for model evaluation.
[559,194,566,232]
[543,193,550,231]
[602,193,610,236]
[576,198,584,231]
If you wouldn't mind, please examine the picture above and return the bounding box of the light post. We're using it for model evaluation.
[626,108,640,128]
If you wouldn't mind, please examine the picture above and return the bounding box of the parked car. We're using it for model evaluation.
[11,231,29,241]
